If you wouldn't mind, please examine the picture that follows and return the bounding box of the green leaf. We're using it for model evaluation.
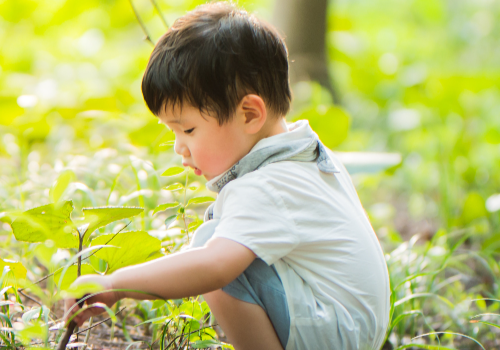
[161,166,185,177]
[80,206,144,244]
[21,306,50,324]
[53,264,98,290]
[180,299,205,320]
[0,259,27,280]
[49,170,75,204]
[191,339,220,348]
[151,300,166,310]
[187,197,215,207]
[90,231,161,273]
[165,214,177,228]
[11,201,78,248]
[163,183,184,191]
[153,202,180,215]
[188,220,203,231]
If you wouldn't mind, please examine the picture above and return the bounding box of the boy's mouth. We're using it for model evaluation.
[183,163,202,176]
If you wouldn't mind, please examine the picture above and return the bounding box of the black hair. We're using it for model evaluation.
[141,1,291,124]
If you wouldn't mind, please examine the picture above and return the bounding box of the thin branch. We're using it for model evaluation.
[75,307,126,335]
[150,0,169,29]
[129,0,155,45]
[84,221,132,261]
[18,289,42,307]
[81,317,93,350]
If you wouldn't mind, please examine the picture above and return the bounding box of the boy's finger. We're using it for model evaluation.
[73,305,102,327]
[64,299,79,320]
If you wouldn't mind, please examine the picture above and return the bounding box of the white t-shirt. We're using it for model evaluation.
[206,123,390,350]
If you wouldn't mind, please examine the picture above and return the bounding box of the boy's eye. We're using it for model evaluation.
[184,128,195,134]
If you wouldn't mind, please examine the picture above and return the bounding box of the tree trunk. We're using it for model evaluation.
[272,0,339,104]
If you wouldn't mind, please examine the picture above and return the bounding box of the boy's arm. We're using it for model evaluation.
[65,238,256,326]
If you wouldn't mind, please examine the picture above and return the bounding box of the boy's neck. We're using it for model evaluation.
[257,116,289,142]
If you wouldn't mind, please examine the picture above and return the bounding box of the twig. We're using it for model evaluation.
[57,321,77,350]
[85,221,132,260]
[129,0,155,45]
[183,171,190,241]
[75,307,126,335]
[17,289,42,307]
[81,317,93,350]
[150,0,169,29]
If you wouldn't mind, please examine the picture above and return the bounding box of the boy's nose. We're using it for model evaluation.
[174,139,190,157]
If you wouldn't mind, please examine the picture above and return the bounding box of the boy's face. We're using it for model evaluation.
[158,104,252,180]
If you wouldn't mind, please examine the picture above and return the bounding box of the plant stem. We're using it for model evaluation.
[75,307,126,335]
[58,229,85,350]
[77,229,83,277]
[81,317,93,350]
[149,0,168,29]
[183,171,189,241]
[128,0,155,45]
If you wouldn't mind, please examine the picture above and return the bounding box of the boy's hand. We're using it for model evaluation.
[64,274,119,327]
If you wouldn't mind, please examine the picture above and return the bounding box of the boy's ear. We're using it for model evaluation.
[237,94,267,134]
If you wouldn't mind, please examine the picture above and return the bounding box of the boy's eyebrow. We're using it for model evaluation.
[159,119,182,127]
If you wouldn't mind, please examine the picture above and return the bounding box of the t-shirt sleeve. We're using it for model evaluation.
[212,177,299,265]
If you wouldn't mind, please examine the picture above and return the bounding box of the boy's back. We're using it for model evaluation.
[206,120,390,349]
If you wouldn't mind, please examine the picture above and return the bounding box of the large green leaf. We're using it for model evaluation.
[11,201,78,248]
[79,206,144,244]
[53,264,98,290]
[90,231,161,273]
[0,259,27,280]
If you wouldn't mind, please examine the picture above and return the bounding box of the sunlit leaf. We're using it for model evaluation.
[11,201,78,248]
[0,259,27,280]
[186,197,215,206]
[165,214,178,228]
[79,206,144,244]
[161,166,185,177]
[163,183,184,191]
[153,202,180,215]
[90,231,161,273]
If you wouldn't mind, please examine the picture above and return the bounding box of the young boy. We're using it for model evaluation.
[65,2,390,349]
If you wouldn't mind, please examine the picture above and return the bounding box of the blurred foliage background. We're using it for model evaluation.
[1,0,500,348]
